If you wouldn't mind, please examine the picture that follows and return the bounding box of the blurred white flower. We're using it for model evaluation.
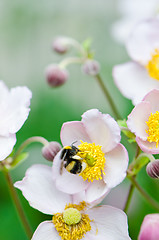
[111,0,159,44]
[113,18,159,105]
[15,164,131,240]
[0,81,32,160]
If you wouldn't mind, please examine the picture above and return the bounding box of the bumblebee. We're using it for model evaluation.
[60,144,86,175]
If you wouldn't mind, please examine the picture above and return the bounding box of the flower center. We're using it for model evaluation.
[52,202,92,240]
[77,141,105,182]
[63,208,81,225]
[146,49,159,80]
[146,111,159,147]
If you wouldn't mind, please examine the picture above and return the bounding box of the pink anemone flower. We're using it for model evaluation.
[113,18,159,105]
[138,214,159,240]
[127,89,159,154]
[15,164,131,240]
[52,109,129,200]
[0,81,32,160]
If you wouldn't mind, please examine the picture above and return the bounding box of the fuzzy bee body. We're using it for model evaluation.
[60,144,86,174]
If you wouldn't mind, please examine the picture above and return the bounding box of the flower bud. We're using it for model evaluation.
[42,141,62,161]
[52,37,70,54]
[45,64,68,87]
[138,214,159,240]
[82,59,100,76]
[146,160,159,178]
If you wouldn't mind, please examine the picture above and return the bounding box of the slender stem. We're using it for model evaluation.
[130,176,159,211]
[95,74,121,119]
[3,169,33,239]
[123,183,135,213]
[59,57,84,69]
[13,136,48,160]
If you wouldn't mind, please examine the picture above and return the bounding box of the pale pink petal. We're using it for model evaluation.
[52,151,89,194]
[136,137,159,154]
[84,180,109,207]
[60,121,91,146]
[0,86,32,136]
[32,221,60,240]
[0,134,16,161]
[143,89,159,113]
[113,61,159,105]
[72,181,109,207]
[127,102,151,140]
[82,109,121,153]
[103,144,128,188]
[138,214,159,240]
[86,205,131,240]
[14,164,71,215]
[126,18,159,64]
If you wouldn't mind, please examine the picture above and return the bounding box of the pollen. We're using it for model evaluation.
[52,202,92,240]
[146,111,159,147]
[146,49,159,80]
[77,141,105,182]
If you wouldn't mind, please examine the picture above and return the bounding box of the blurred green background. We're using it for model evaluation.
[0,0,158,239]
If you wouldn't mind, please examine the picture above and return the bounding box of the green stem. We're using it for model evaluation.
[59,57,84,69]
[13,136,48,160]
[3,169,33,239]
[130,176,159,211]
[123,183,135,213]
[95,74,121,119]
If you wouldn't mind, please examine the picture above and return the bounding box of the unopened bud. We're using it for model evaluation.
[82,59,100,76]
[45,64,69,87]
[146,160,159,178]
[138,214,159,240]
[42,141,62,161]
[52,37,71,54]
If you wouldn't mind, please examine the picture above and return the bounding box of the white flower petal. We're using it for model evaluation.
[127,101,151,140]
[86,205,131,240]
[103,144,128,188]
[31,221,60,240]
[126,18,159,64]
[52,151,89,194]
[85,180,109,206]
[14,164,72,214]
[113,61,159,105]
[0,134,16,161]
[143,89,159,113]
[0,86,32,136]
[136,137,159,154]
[60,121,91,146]
[82,109,121,153]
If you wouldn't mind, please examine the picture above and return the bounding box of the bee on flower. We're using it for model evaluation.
[51,109,129,201]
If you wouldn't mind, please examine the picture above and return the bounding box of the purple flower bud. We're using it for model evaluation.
[146,160,159,178]
[138,214,159,240]
[42,141,62,161]
[45,64,69,87]
[82,59,100,76]
[52,37,70,54]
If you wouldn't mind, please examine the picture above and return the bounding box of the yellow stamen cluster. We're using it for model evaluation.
[146,111,159,147]
[146,49,159,80]
[65,201,87,211]
[78,141,105,182]
[52,202,92,240]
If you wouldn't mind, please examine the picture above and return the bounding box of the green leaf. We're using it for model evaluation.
[82,38,92,51]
